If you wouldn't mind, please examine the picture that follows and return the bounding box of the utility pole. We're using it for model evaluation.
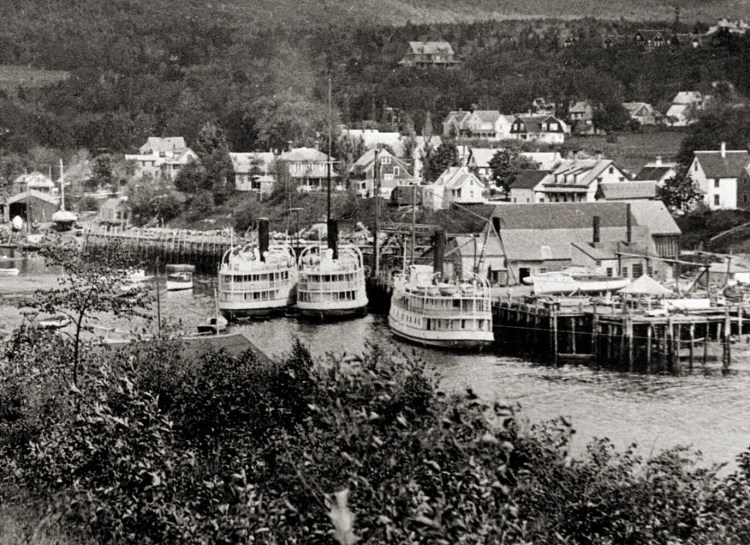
[374,148,380,277]
[410,184,417,266]
[327,75,332,226]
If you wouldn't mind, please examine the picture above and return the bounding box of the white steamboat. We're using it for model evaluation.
[217,243,297,320]
[296,244,368,319]
[389,264,494,349]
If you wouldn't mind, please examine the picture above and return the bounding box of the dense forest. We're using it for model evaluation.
[2,2,750,166]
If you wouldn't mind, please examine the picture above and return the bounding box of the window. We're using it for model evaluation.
[595,260,601,266]
[608,167,614,174]
[380,156,391,165]
[714,179,720,188]
[606,267,613,277]
[695,162,699,172]
[393,166,400,176]
[632,263,644,277]
[622,266,629,278]
[714,195,720,206]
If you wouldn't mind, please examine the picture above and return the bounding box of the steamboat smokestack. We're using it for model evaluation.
[433,228,446,275]
[327,219,338,260]
[626,203,632,244]
[592,215,601,244]
[258,217,270,261]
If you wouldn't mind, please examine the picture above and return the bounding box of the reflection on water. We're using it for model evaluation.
[2,260,750,467]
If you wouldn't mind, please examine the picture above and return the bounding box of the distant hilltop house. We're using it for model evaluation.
[707,18,749,36]
[349,148,416,198]
[398,41,461,68]
[688,142,750,210]
[339,129,404,155]
[423,166,486,210]
[633,29,701,49]
[229,152,275,196]
[125,137,198,181]
[622,102,661,126]
[510,115,567,144]
[665,91,708,127]
[442,110,513,140]
[568,101,597,135]
[278,147,339,192]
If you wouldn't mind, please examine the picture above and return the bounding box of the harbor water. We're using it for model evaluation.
[1,255,749,469]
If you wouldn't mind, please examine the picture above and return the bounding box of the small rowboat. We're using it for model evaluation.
[196,315,228,335]
[38,314,71,329]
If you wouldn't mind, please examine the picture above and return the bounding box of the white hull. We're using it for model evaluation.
[166,280,193,291]
[533,277,630,294]
[218,291,295,315]
[388,315,494,348]
[0,268,19,276]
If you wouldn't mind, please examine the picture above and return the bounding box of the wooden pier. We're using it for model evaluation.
[493,297,747,372]
[83,227,248,273]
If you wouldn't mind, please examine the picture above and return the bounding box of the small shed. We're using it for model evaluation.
[99,197,132,226]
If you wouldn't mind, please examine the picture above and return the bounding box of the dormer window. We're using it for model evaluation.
[380,156,391,165]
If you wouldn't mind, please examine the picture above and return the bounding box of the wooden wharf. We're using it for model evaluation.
[83,227,248,273]
[493,296,747,372]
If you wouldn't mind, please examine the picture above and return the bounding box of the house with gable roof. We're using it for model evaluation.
[125,136,198,181]
[508,170,549,203]
[423,166,486,210]
[349,148,416,198]
[442,111,471,138]
[633,29,670,48]
[464,110,502,139]
[688,142,750,210]
[510,115,566,144]
[535,157,629,203]
[229,152,275,195]
[568,100,597,135]
[278,147,339,192]
[666,92,707,127]
[595,181,659,202]
[622,102,661,126]
[634,156,677,187]
[11,172,56,195]
[398,41,460,68]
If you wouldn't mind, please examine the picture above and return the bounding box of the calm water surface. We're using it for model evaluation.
[2,254,749,468]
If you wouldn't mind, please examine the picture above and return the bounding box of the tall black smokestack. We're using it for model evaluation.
[592,215,601,244]
[258,217,269,261]
[433,228,446,275]
[626,203,632,244]
[327,219,338,260]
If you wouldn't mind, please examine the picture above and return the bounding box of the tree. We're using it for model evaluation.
[89,153,115,191]
[24,237,151,386]
[174,158,209,195]
[661,165,701,212]
[488,149,538,191]
[593,102,630,133]
[422,141,458,183]
[194,121,234,204]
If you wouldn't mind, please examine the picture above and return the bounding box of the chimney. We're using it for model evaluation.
[492,216,502,235]
[433,228,446,275]
[655,155,663,166]
[592,215,601,244]
[595,150,603,162]
[258,217,270,261]
[626,203,632,244]
[720,141,726,158]
[327,219,338,260]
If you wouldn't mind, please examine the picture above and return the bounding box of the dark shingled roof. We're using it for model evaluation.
[597,181,658,200]
[635,166,673,181]
[512,170,549,189]
[695,151,750,179]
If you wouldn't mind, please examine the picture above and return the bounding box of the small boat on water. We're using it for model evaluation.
[0,267,20,276]
[119,269,153,294]
[37,314,71,330]
[165,264,194,291]
[388,264,494,349]
[196,315,229,335]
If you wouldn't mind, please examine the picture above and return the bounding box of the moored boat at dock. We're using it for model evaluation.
[525,267,630,295]
[296,244,368,319]
[165,264,195,291]
[388,264,494,349]
[217,243,298,320]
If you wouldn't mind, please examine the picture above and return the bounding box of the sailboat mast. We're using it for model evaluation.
[327,75,332,226]
[410,184,416,266]
[59,159,65,211]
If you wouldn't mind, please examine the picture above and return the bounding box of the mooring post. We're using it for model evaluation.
[724,306,731,370]
[703,320,709,367]
[688,322,695,370]
[570,317,577,354]
[592,305,598,361]
[626,317,634,372]
[667,316,675,372]
[646,323,652,372]
[552,304,559,365]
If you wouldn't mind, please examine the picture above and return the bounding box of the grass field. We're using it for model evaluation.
[0,65,69,96]
[567,130,686,174]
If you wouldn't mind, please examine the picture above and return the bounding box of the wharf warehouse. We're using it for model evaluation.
[484,201,680,285]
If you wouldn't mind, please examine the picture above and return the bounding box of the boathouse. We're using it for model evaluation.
[99,197,131,227]
[486,201,680,284]
[6,190,60,224]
